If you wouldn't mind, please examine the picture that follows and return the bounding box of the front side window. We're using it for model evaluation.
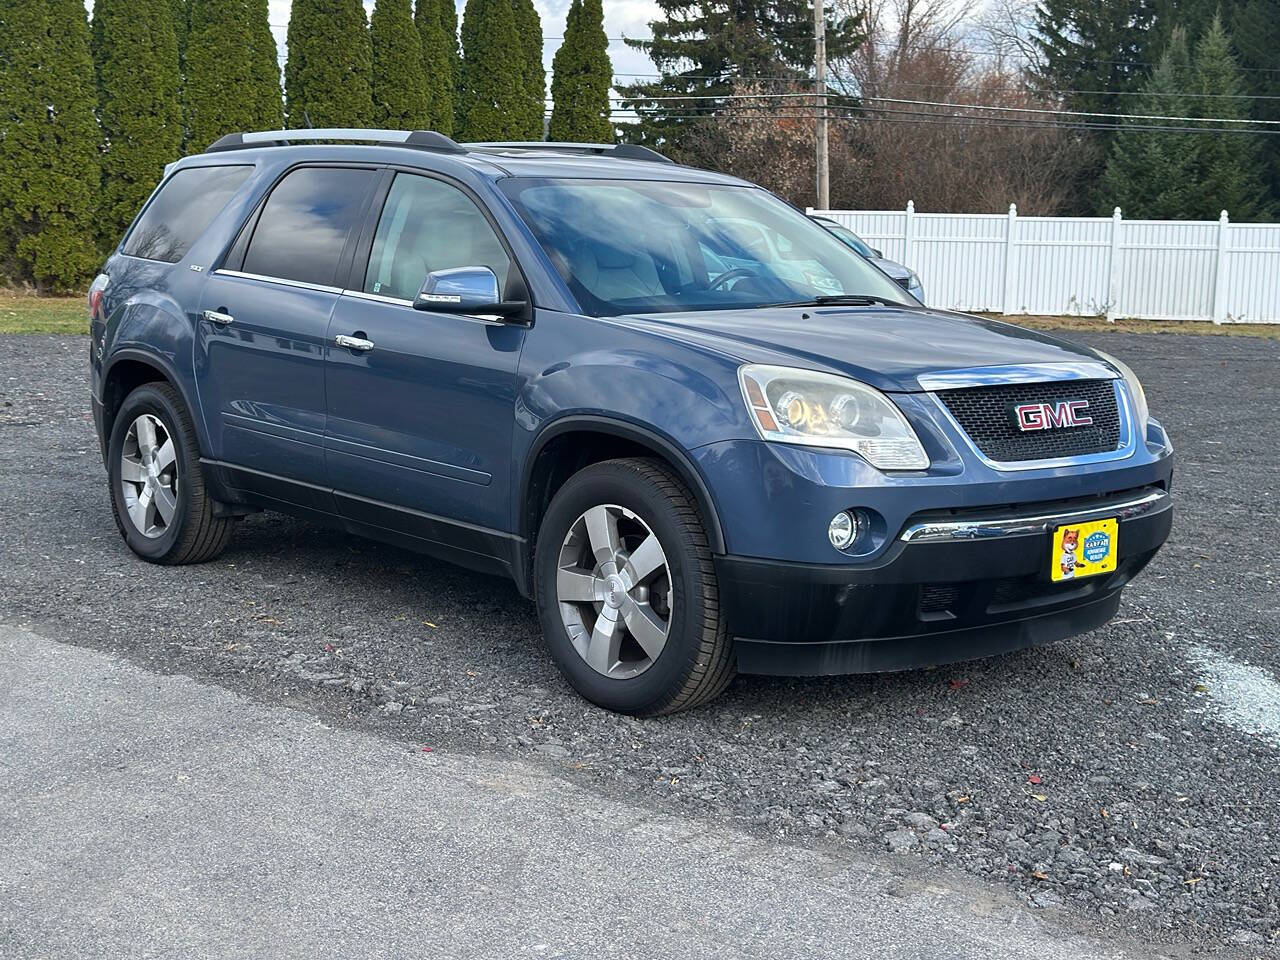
[122,165,251,262]
[363,173,512,301]
[242,167,375,287]
[498,178,909,317]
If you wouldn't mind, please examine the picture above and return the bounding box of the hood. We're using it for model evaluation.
[869,257,912,283]
[610,305,1100,393]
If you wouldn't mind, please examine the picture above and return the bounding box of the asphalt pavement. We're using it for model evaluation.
[0,624,1162,960]
[1,330,1277,956]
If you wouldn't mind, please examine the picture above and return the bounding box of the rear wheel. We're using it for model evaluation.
[107,382,232,564]
[534,458,735,715]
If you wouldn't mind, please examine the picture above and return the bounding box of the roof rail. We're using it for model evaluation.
[468,141,674,164]
[205,129,467,155]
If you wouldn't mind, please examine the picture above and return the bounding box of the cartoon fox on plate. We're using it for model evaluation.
[1059,528,1080,578]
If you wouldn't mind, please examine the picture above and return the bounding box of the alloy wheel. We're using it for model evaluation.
[556,504,672,679]
[120,413,178,539]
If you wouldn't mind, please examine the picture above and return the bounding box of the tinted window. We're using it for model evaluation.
[243,167,374,287]
[122,165,252,262]
[364,173,511,301]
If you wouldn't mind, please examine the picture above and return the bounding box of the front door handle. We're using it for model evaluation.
[335,334,375,352]
[202,309,234,325]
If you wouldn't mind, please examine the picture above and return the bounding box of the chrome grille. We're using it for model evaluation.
[936,379,1122,463]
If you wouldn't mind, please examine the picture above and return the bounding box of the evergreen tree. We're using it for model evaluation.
[247,0,283,128]
[438,0,462,130]
[171,0,189,82]
[1097,27,1196,218]
[1229,0,1280,211]
[510,0,545,138]
[284,0,374,127]
[372,0,431,126]
[457,0,527,139]
[416,0,454,132]
[1186,14,1266,219]
[184,0,257,150]
[93,0,183,247]
[548,0,613,142]
[1032,0,1158,116]
[0,0,102,290]
[618,0,862,154]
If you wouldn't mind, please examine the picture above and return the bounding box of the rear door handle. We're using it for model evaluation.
[202,309,234,325]
[335,334,375,352]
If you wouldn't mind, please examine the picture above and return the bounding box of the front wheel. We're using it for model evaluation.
[533,458,735,715]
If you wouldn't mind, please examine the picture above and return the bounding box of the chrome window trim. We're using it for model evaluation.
[930,378,1137,472]
[900,489,1168,543]
[213,268,342,295]
[916,361,1119,392]
[342,289,414,307]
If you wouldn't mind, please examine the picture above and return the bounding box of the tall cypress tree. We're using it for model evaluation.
[457,0,526,140]
[510,0,545,138]
[1098,27,1196,218]
[618,0,862,153]
[416,0,454,133]
[372,0,431,127]
[284,0,374,127]
[548,0,613,143]
[184,0,256,150]
[93,0,183,248]
[1186,15,1266,219]
[439,0,462,130]
[0,0,101,290]
[247,0,283,128]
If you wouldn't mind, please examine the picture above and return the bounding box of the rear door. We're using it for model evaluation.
[323,170,527,548]
[196,165,378,504]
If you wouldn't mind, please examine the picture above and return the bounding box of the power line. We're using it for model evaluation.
[607,90,1280,126]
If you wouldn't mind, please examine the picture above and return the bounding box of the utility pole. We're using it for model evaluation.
[813,0,830,210]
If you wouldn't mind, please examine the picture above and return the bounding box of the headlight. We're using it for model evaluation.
[1095,350,1149,429]
[739,364,929,470]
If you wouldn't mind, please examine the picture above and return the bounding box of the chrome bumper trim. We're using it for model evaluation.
[899,489,1170,543]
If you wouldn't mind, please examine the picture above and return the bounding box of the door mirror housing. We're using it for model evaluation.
[871,247,884,259]
[413,266,525,318]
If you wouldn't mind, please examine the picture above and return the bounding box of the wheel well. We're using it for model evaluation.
[523,428,725,560]
[102,359,170,443]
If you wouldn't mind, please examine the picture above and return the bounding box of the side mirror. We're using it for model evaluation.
[413,266,525,318]
[871,247,883,259]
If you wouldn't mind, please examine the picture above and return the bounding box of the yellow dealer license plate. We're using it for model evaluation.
[1051,518,1118,582]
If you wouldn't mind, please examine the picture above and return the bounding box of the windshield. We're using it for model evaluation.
[499,178,911,317]
[819,221,876,259]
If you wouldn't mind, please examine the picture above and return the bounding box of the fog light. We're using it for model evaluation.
[828,510,858,549]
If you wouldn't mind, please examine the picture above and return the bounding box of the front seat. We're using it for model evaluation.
[566,239,664,303]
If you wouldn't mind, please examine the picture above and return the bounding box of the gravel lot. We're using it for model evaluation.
[2,331,1278,954]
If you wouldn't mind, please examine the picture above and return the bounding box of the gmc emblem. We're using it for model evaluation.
[1012,400,1093,431]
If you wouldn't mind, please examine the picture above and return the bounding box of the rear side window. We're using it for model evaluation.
[242,167,375,287]
[122,165,252,262]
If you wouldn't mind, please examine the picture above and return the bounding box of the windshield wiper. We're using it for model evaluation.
[771,294,906,308]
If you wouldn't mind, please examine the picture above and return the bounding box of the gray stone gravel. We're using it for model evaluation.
[2,331,1278,955]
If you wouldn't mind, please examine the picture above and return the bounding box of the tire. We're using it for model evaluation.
[107,381,233,565]
[533,457,735,715]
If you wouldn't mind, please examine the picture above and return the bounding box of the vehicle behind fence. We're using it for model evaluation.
[809,203,1280,324]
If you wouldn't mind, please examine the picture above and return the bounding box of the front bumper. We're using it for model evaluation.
[718,486,1172,676]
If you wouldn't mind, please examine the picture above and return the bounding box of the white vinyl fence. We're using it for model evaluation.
[808,203,1280,324]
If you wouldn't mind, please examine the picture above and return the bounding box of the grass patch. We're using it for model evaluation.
[0,294,88,334]
[982,313,1280,340]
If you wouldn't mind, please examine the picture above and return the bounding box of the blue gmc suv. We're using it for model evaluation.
[89,129,1174,715]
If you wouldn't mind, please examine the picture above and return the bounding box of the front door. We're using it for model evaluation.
[195,165,377,501]
[324,172,527,551]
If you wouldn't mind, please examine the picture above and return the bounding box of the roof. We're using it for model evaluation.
[188,129,751,186]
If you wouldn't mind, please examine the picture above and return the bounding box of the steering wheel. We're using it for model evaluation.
[708,267,761,291]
